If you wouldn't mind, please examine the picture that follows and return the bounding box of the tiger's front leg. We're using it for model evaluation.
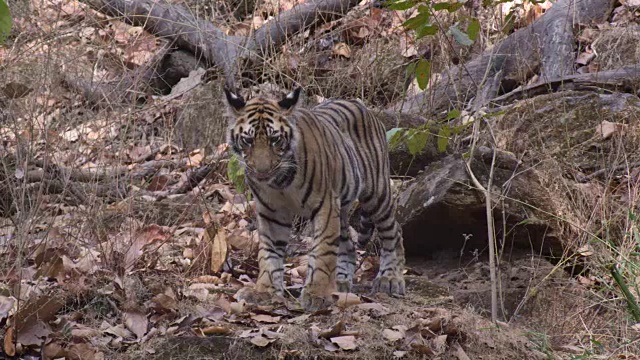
[300,198,340,311]
[237,208,292,305]
[255,210,293,295]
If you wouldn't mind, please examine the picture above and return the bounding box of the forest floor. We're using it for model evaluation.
[2,0,640,359]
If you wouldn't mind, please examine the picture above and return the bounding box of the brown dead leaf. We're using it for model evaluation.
[192,275,223,284]
[431,334,448,355]
[288,313,311,324]
[124,310,148,339]
[575,48,595,66]
[251,314,281,324]
[71,323,101,338]
[147,293,178,314]
[393,350,407,358]
[577,245,594,257]
[294,263,308,278]
[239,329,258,338]
[621,0,640,7]
[14,295,64,346]
[123,28,158,68]
[452,343,471,360]
[187,148,205,167]
[250,335,274,347]
[146,175,170,191]
[3,326,15,356]
[330,335,357,350]
[125,224,171,271]
[356,302,390,316]
[230,300,246,314]
[400,35,418,57]
[227,229,258,255]
[0,296,16,321]
[319,321,344,339]
[205,226,228,273]
[578,275,596,286]
[162,69,206,102]
[577,28,599,43]
[332,42,352,58]
[103,323,133,338]
[37,253,66,283]
[411,342,434,355]
[332,292,361,308]
[383,328,405,342]
[1,82,32,99]
[201,326,233,336]
[596,120,627,140]
[42,341,65,359]
[68,342,99,360]
[323,338,340,351]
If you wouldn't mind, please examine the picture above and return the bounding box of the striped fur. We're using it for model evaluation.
[224,87,405,310]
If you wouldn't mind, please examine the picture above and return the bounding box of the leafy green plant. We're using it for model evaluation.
[227,154,246,194]
[0,0,12,45]
[608,211,640,322]
[611,263,640,322]
[386,109,462,155]
[386,0,481,90]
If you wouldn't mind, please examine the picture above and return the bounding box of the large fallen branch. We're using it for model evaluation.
[391,0,616,115]
[61,44,172,108]
[489,63,640,106]
[79,0,360,101]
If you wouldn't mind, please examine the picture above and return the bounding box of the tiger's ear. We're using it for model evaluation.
[223,86,246,113]
[278,87,302,112]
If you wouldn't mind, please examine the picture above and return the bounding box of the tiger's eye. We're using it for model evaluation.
[270,137,283,147]
[241,137,254,147]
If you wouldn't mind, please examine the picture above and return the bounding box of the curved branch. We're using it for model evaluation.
[391,0,616,115]
[249,0,360,57]
[80,0,360,91]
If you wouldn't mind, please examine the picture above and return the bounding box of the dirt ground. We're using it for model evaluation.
[112,250,610,360]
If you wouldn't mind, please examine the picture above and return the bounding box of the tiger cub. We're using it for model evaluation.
[224,87,405,310]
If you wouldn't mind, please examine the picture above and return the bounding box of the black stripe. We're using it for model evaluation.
[309,196,325,221]
[377,221,396,234]
[299,130,308,184]
[274,240,288,248]
[259,254,282,262]
[318,250,338,257]
[259,212,291,228]
[333,102,359,138]
[301,167,315,206]
[249,185,275,212]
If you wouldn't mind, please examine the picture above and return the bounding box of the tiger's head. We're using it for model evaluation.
[223,87,301,182]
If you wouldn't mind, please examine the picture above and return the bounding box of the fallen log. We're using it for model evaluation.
[77,0,360,105]
[489,63,640,106]
[391,0,616,115]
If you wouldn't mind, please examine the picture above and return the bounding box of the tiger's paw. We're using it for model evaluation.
[299,289,333,312]
[372,275,405,297]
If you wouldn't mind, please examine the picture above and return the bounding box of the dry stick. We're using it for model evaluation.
[578,160,640,183]
[463,52,504,323]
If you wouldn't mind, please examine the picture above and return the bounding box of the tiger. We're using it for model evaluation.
[223,86,405,310]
